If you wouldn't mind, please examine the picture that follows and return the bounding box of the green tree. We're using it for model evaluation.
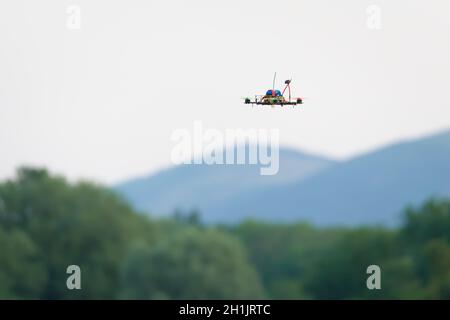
[120,228,265,299]
[402,199,450,246]
[232,221,344,299]
[0,226,47,299]
[302,228,415,299]
[414,239,450,299]
[0,167,157,299]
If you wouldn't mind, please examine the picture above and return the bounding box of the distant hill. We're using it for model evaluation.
[115,130,450,226]
[115,148,335,218]
[214,130,450,225]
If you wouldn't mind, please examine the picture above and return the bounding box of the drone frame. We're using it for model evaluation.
[244,74,304,106]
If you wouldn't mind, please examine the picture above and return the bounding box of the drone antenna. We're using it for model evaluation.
[272,72,277,92]
[282,78,293,101]
[289,78,292,101]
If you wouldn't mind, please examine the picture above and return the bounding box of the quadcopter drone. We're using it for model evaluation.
[244,73,304,107]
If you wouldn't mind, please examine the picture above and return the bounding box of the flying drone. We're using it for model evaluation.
[244,73,304,106]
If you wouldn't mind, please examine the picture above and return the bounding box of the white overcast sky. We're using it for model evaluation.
[1,0,449,184]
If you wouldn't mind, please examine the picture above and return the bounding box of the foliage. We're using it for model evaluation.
[120,228,265,299]
[1,167,450,299]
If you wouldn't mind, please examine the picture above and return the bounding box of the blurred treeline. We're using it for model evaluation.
[1,168,450,299]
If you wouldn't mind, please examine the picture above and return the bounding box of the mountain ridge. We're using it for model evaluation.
[116,147,336,217]
[213,129,450,225]
[115,129,450,225]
